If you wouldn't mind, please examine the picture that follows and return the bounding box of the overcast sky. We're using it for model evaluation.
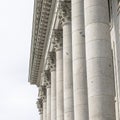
[0,0,39,120]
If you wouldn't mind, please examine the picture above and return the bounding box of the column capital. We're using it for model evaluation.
[52,29,63,51]
[36,98,43,114]
[38,86,46,102]
[41,70,51,88]
[47,52,56,72]
[58,1,71,25]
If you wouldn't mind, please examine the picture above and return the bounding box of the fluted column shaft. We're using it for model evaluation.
[84,0,115,120]
[47,86,51,120]
[51,69,56,120]
[56,48,64,120]
[72,0,89,120]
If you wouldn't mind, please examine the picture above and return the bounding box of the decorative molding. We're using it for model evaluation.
[29,0,53,85]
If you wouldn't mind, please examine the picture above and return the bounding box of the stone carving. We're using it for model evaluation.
[41,70,51,88]
[29,0,53,85]
[38,86,46,102]
[58,1,71,24]
[36,98,43,114]
[52,29,63,50]
[47,52,56,71]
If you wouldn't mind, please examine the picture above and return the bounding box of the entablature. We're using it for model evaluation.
[29,0,53,85]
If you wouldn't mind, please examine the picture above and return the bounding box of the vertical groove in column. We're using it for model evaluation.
[56,49,64,120]
[84,0,115,120]
[72,0,89,120]
[51,70,56,120]
[47,87,51,120]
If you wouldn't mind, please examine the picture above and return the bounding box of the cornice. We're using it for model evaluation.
[28,0,53,85]
[37,0,57,86]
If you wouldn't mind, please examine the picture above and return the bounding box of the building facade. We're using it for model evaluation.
[28,0,120,120]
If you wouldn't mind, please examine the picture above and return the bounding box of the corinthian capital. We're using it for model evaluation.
[52,29,63,51]
[41,70,51,88]
[47,52,56,71]
[36,98,43,114]
[58,1,71,24]
[38,86,46,101]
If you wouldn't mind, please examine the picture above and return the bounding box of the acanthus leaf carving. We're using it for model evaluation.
[52,29,63,51]
[58,1,71,24]
[47,51,56,71]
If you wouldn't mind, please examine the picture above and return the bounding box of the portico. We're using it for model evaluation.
[29,0,120,120]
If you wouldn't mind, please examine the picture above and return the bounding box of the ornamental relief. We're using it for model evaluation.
[58,1,71,24]
[52,29,63,50]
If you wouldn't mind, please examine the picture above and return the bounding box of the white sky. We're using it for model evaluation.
[0,0,39,120]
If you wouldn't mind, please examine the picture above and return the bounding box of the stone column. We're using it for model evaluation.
[47,52,56,120]
[37,98,43,120]
[52,29,64,120]
[84,0,115,120]
[118,2,120,117]
[46,85,51,120]
[59,1,74,120]
[71,0,89,120]
[41,71,51,120]
[39,86,47,120]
